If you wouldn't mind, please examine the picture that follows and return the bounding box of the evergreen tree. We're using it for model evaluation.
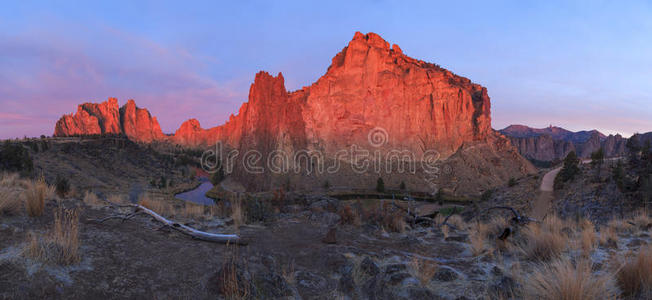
[555,151,580,189]
[376,177,385,193]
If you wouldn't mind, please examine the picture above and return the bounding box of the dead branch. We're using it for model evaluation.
[485,206,539,225]
[95,197,245,244]
[440,213,459,230]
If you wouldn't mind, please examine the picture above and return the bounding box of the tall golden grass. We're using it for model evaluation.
[24,177,50,217]
[521,258,618,300]
[614,245,652,297]
[24,207,80,265]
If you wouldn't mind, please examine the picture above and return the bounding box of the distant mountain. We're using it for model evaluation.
[500,125,626,163]
[500,125,605,144]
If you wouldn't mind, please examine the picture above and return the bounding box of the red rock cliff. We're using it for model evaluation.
[174,32,492,159]
[54,32,534,194]
[54,98,164,142]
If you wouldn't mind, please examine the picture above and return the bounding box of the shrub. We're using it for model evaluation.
[210,166,225,185]
[0,141,34,175]
[25,177,48,217]
[480,189,494,201]
[615,245,652,297]
[244,197,272,223]
[508,177,518,187]
[55,175,70,198]
[555,151,580,189]
[521,258,618,300]
[376,177,385,193]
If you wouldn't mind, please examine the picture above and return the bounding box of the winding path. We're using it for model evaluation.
[533,157,621,219]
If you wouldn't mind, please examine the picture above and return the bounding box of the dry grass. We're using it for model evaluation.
[614,245,652,298]
[24,177,49,217]
[598,225,618,248]
[218,243,250,299]
[410,256,438,285]
[0,187,21,215]
[183,202,206,219]
[441,223,450,238]
[24,207,80,265]
[521,257,618,300]
[139,194,172,216]
[382,211,406,233]
[632,209,651,231]
[469,222,489,256]
[520,222,567,261]
[607,218,634,234]
[447,214,466,229]
[107,194,128,205]
[0,173,19,187]
[281,259,295,285]
[578,220,597,255]
[82,190,104,209]
[231,195,244,229]
[338,204,360,226]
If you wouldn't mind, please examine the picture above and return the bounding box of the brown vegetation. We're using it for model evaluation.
[521,258,618,300]
[24,207,80,265]
[614,245,652,298]
[411,256,438,286]
[82,190,104,209]
[24,177,50,217]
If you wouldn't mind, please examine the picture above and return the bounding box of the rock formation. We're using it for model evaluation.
[54,98,164,143]
[55,32,536,195]
[501,125,627,162]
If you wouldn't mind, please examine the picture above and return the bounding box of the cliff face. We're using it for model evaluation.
[501,125,627,161]
[175,32,492,159]
[55,32,535,195]
[54,98,164,143]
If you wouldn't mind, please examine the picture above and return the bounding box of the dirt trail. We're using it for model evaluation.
[533,158,613,219]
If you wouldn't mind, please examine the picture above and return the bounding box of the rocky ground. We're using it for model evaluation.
[1,139,651,299]
[2,171,652,299]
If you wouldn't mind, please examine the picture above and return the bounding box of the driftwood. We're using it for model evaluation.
[91,199,245,245]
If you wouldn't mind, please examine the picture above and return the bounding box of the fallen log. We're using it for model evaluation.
[92,199,245,245]
[135,204,245,245]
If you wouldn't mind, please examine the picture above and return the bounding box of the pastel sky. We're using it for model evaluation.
[1,0,651,139]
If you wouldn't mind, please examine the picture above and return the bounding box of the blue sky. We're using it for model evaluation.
[1,0,651,138]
